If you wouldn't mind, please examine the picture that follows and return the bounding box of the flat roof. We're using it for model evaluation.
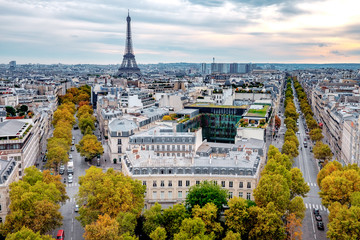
[0,120,27,137]
[187,103,248,109]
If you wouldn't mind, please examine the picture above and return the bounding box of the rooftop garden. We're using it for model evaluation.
[245,105,270,118]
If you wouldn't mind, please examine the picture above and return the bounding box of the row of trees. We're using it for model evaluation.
[317,161,360,239]
[0,167,68,239]
[292,77,333,164]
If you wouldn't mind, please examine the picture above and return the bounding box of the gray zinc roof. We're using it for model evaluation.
[0,120,27,137]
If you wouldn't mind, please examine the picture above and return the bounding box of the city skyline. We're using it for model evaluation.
[1,0,360,64]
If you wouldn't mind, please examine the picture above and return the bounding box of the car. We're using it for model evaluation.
[97,159,100,166]
[59,165,65,175]
[42,156,47,162]
[72,136,75,140]
[315,214,322,221]
[317,221,324,230]
[71,146,75,151]
[71,140,75,145]
[69,154,73,159]
[56,229,65,240]
[74,204,79,212]
[313,208,320,215]
[68,174,73,183]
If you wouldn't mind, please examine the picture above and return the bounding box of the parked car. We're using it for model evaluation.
[71,140,75,145]
[72,136,75,140]
[74,204,79,212]
[317,221,324,230]
[71,146,75,151]
[56,230,65,240]
[69,154,73,159]
[42,156,47,162]
[59,165,65,175]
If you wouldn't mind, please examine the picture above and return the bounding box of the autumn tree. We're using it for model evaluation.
[313,141,333,163]
[84,214,121,240]
[248,202,285,240]
[319,169,360,207]
[174,218,214,240]
[282,140,299,159]
[1,167,67,236]
[306,117,318,130]
[223,231,241,240]
[185,181,228,215]
[275,115,281,129]
[58,102,76,115]
[309,128,323,142]
[76,134,104,160]
[46,146,69,172]
[77,105,94,119]
[284,134,299,148]
[162,115,172,121]
[76,167,145,226]
[143,203,163,236]
[225,197,250,237]
[286,213,303,240]
[76,93,91,104]
[317,161,343,187]
[5,226,54,240]
[52,108,75,127]
[284,117,298,133]
[192,203,223,238]
[79,116,95,135]
[47,137,70,153]
[253,174,290,213]
[290,168,310,199]
[150,227,167,240]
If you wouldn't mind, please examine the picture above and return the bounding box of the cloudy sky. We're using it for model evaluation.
[1,0,360,64]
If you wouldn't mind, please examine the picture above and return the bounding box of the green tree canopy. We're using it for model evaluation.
[5,226,54,240]
[174,218,214,240]
[185,181,228,215]
[313,141,333,163]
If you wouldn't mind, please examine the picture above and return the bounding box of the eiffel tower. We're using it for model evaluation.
[117,11,141,77]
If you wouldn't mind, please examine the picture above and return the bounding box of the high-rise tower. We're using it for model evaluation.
[116,11,141,77]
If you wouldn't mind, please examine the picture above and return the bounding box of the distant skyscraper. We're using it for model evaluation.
[201,63,206,74]
[116,11,141,77]
[9,61,16,71]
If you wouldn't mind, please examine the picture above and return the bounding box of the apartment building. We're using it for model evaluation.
[123,139,265,209]
[0,158,19,223]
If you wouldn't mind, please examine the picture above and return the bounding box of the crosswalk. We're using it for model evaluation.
[307,182,317,187]
[66,198,77,203]
[305,203,329,213]
[67,183,80,188]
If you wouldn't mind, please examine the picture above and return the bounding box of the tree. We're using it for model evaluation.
[225,197,250,237]
[327,202,360,240]
[185,181,228,214]
[53,123,72,145]
[275,115,281,129]
[143,203,163,236]
[248,202,285,240]
[284,134,299,148]
[282,140,299,159]
[162,115,172,121]
[19,104,29,113]
[5,226,54,240]
[76,93,91,104]
[287,196,306,220]
[84,214,121,240]
[5,106,16,116]
[77,167,145,226]
[253,174,290,213]
[319,169,360,207]
[309,128,323,142]
[306,117,318,130]
[313,141,333,163]
[267,146,292,170]
[46,146,68,172]
[2,167,67,235]
[223,231,242,240]
[174,218,214,240]
[192,203,223,238]
[52,108,75,127]
[317,161,343,187]
[286,213,303,240]
[79,116,95,134]
[78,100,90,108]
[150,227,167,240]
[116,212,137,236]
[76,134,104,160]
[58,102,76,115]
[84,125,94,135]
[290,168,310,199]
[47,137,70,153]
[77,105,94,119]
[163,204,188,239]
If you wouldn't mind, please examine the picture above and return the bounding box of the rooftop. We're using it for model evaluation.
[187,103,248,109]
[108,119,138,132]
[0,120,28,137]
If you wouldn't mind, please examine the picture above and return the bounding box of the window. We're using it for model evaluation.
[186,180,190,186]
[0,217,2,223]
[247,182,251,189]
[118,139,122,144]
[239,192,243,198]
[161,181,165,187]
[221,181,225,187]
[239,182,243,188]
[178,180,182,187]
[229,192,233,199]
[153,181,157,187]
[229,181,233,188]
[161,191,165,199]
[168,181,172,187]
[118,146,122,153]
[178,191,183,198]
[142,181,146,186]
[168,191,173,199]
[152,191,157,199]
[247,192,251,200]
[196,181,200,185]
